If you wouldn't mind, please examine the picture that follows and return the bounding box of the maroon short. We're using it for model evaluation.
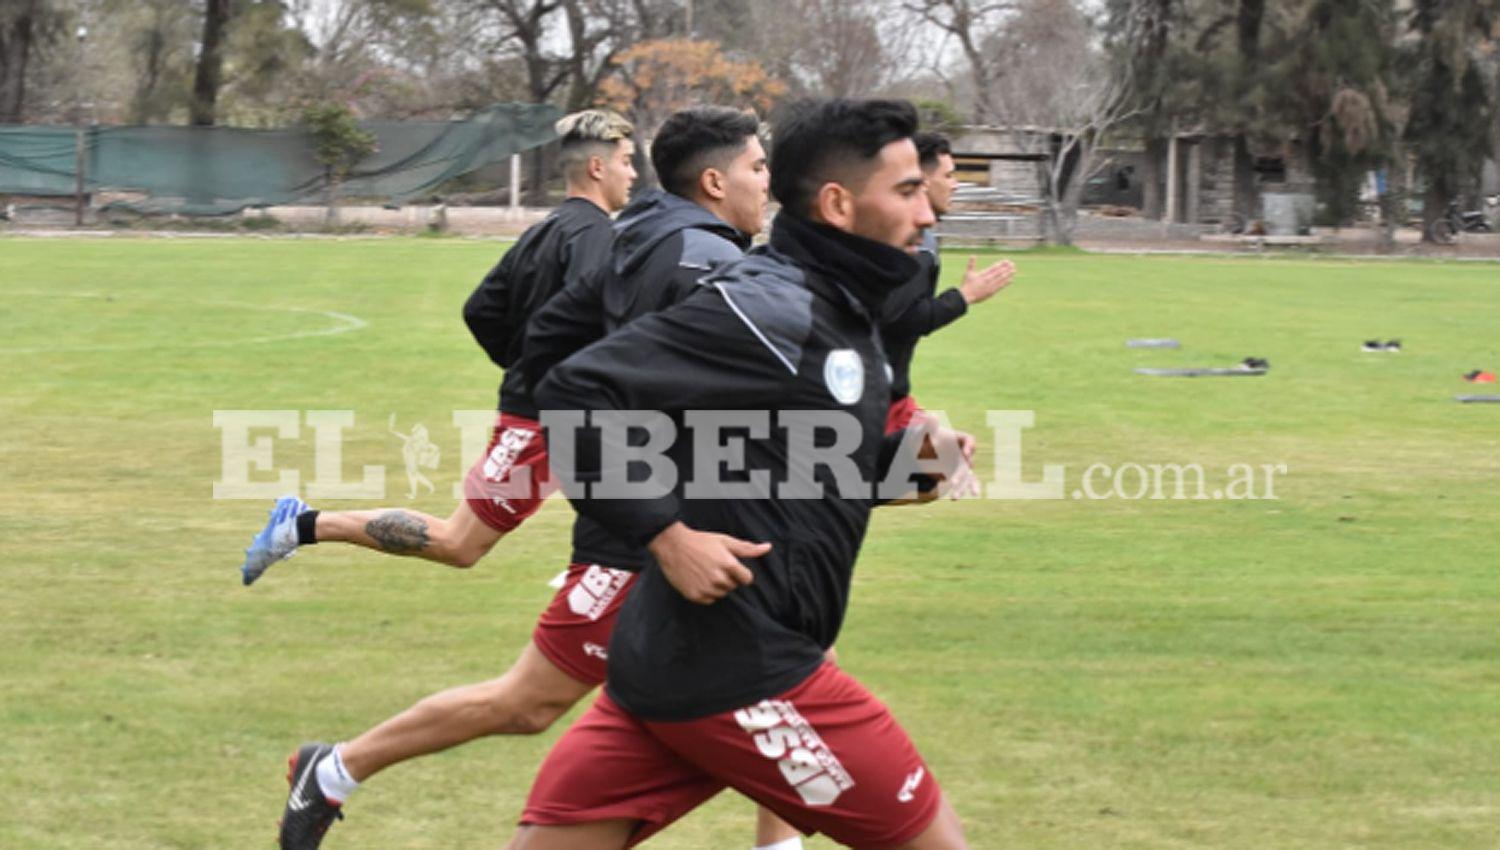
[885,394,924,435]
[521,662,943,847]
[531,562,639,686]
[462,413,554,534]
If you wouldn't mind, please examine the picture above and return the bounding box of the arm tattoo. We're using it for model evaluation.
[365,511,430,553]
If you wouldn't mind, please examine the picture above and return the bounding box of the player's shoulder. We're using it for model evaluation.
[696,249,816,375]
[554,198,612,236]
[678,227,745,271]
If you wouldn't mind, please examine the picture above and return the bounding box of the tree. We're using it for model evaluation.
[1107,0,1181,220]
[0,0,59,123]
[214,0,314,126]
[903,0,1013,122]
[986,0,1139,244]
[471,0,646,202]
[596,37,785,138]
[1274,0,1398,228]
[1403,0,1495,240]
[120,0,196,124]
[189,0,232,125]
[302,101,376,220]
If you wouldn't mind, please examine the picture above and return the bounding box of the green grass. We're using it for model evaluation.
[2,236,1499,848]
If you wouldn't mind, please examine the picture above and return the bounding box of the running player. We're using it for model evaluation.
[512,98,975,849]
[523,107,811,849]
[240,109,636,582]
[273,107,791,849]
[882,131,1015,433]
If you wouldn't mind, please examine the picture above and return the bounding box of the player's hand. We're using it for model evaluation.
[922,427,981,500]
[648,521,768,605]
[958,257,1016,305]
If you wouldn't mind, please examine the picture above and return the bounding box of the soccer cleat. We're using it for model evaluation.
[1361,340,1384,352]
[1384,339,1401,352]
[279,743,344,850]
[241,495,308,586]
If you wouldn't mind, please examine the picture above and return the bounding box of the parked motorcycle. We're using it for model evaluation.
[1428,195,1499,244]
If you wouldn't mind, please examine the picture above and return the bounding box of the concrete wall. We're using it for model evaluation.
[248,205,549,236]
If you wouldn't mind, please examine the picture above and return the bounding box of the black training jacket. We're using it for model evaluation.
[462,197,612,419]
[879,228,967,401]
[534,211,922,721]
[525,189,749,571]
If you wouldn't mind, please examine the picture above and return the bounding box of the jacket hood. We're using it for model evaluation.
[611,189,748,276]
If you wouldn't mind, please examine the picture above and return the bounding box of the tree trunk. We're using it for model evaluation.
[1372,145,1405,252]
[1493,61,1500,195]
[190,0,232,126]
[1421,180,1448,243]
[325,167,339,224]
[1057,179,1085,246]
[0,0,39,124]
[1231,0,1264,224]
[1232,133,1259,223]
[1142,136,1167,220]
[131,25,167,124]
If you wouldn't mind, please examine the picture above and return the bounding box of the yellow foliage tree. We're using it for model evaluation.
[597,38,787,140]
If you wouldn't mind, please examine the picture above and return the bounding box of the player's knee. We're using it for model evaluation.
[504,700,569,735]
[446,547,484,568]
[440,535,491,568]
[467,685,568,735]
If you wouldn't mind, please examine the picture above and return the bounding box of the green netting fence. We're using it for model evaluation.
[0,102,561,215]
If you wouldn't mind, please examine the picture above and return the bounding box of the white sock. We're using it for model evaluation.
[314,744,360,803]
[753,839,804,850]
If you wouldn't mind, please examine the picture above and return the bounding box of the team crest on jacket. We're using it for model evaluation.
[823,349,864,405]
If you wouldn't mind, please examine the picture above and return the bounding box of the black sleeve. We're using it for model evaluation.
[882,286,968,342]
[523,265,609,399]
[535,289,799,546]
[463,250,519,368]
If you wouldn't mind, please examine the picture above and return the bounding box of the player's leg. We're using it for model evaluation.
[310,499,500,568]
[508,821,636,850]
[240,414,549,583]
[337,640,593,781]
[277,561,634,848]
[748,647,841,849]
[514,690,723,848]
[755,806,806,848]
[278,641,592,850]
[890,793,967,850]
[645,661,965,850]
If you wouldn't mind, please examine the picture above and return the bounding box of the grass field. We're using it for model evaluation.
[2,235,1499,849]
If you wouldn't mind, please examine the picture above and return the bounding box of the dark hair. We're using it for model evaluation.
[650,107,762,198]
[769,98,920,217]
[914,132,952,169]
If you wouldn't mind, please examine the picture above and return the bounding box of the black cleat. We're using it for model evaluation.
[279,743,344,849]
[1384,339,1401,352]
[1361,340,1384,352]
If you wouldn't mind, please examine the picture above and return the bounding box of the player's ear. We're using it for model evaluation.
[587,154,606,183]
[700,167,727,202]
[811,182,854,230]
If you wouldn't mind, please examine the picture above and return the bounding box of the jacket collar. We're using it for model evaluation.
[768,211,919,318]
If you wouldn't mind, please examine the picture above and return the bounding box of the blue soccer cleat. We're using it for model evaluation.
[241,495,308,586]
